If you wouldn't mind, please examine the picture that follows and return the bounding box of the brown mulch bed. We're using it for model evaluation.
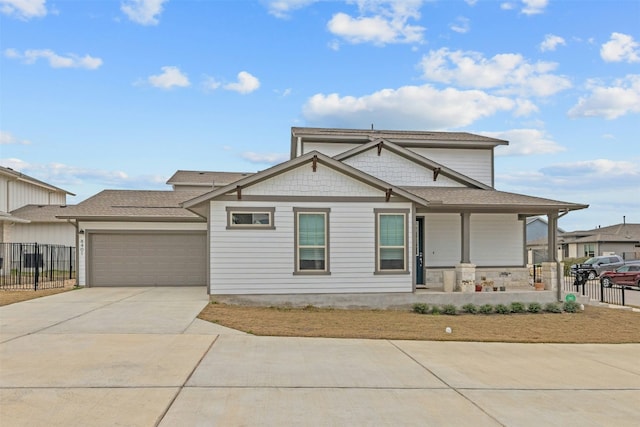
[0,280,77,306]
[198,303,640,343]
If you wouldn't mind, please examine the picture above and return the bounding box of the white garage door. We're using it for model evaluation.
[89,232,207,286]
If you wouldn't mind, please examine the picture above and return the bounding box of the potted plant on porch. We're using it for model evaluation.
[534,277,545,291]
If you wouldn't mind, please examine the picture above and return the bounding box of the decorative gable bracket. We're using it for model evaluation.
[236,185,242,200]
[433,167,441,181]
[385,188,392,202]
[312,155,318,172]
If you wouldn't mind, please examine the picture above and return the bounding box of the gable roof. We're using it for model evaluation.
[182,150,428,210]
[166,170,253,187]
[333,138,492,190]
[0,166,75,196]
[291,127,508,158]
[526,216,565,232]
[561,223,640,243]
[56,190,206,222]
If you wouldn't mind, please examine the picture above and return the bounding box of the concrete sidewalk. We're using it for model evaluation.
[1,287,639,426]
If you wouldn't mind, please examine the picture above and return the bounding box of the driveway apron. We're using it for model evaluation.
[1,287,639,426]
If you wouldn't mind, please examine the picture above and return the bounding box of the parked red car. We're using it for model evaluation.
[600,264,640,288]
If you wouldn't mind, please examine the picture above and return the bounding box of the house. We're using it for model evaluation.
[558,222,640,260]
[0,166,75,245]
[60,127,588,301]
[526,216,565,264]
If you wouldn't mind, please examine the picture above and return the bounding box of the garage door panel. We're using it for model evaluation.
[89,233,207,287]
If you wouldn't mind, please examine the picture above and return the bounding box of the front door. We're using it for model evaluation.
[416,217,424,285]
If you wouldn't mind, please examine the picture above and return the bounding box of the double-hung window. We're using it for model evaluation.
[294,208,330,274]
[375,209,409,273]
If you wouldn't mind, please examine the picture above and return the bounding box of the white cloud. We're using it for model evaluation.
[539,34,566,52]
[265,0,317,19]
[487,129,565,156]
[0,130,31,145]
[600,32,640,63]
[241,152,289,164]
[4,48,103,69]
[568,75,640,119]
[450,16,470,34]
[121,0,168,26]
[500,2,515,11]
[147,66,190,89]
[541,159,639,178]
[327,1,425,46]
[0,158,167,193]
[0,0,46,20]
[202,76,221,92]
[521,0,548,15]
[419,48,572,97]
[302,84,514,130]
[223,71,260,94]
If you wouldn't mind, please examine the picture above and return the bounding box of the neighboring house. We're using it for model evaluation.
[526,216,565,244]
[60,127,588,295]
[526,216,565,264]
[0,166,75,245]
[559,222,640,260]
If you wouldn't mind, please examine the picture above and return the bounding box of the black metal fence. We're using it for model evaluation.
[0,243,75,290]
[562,273,627,306]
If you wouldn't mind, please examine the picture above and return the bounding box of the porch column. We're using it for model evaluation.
[547,211,558,262]
[460,212,471,264]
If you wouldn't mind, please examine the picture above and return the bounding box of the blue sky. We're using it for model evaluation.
[1,0,638,231]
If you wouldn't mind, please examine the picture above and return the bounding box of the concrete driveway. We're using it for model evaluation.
[1,287,639,426]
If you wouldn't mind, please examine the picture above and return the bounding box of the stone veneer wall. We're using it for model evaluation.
[425,267,531,289]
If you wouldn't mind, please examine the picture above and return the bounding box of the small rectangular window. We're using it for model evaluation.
[294,208,330,274]
[375,209,409,274]
[226,207,275,229]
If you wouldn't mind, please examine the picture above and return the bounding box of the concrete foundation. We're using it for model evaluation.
[210,290,557,310]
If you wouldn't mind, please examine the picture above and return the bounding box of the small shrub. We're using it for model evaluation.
[479,304,494,314]
[544,302,562,313]
[527,302,542,313]
[494,304,510,314]
[510,302,526,314]
[461,303,478,314]
[431,305,442,315]
[413,303,429,314]
[563,300,581,313]
[442,304,458,315]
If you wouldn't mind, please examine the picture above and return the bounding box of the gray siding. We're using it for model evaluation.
[210,201,413,294]
[342,149,463,187]
[471,214,524,266]
[406,147,493,186]
[302,142,360,157]
[424,213,461,266]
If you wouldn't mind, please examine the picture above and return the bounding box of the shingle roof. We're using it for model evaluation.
[561,223,640,243]
[166,170,253,186]
[56,190,207,221]
[400,187,588,212]
[10,205,75,223]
